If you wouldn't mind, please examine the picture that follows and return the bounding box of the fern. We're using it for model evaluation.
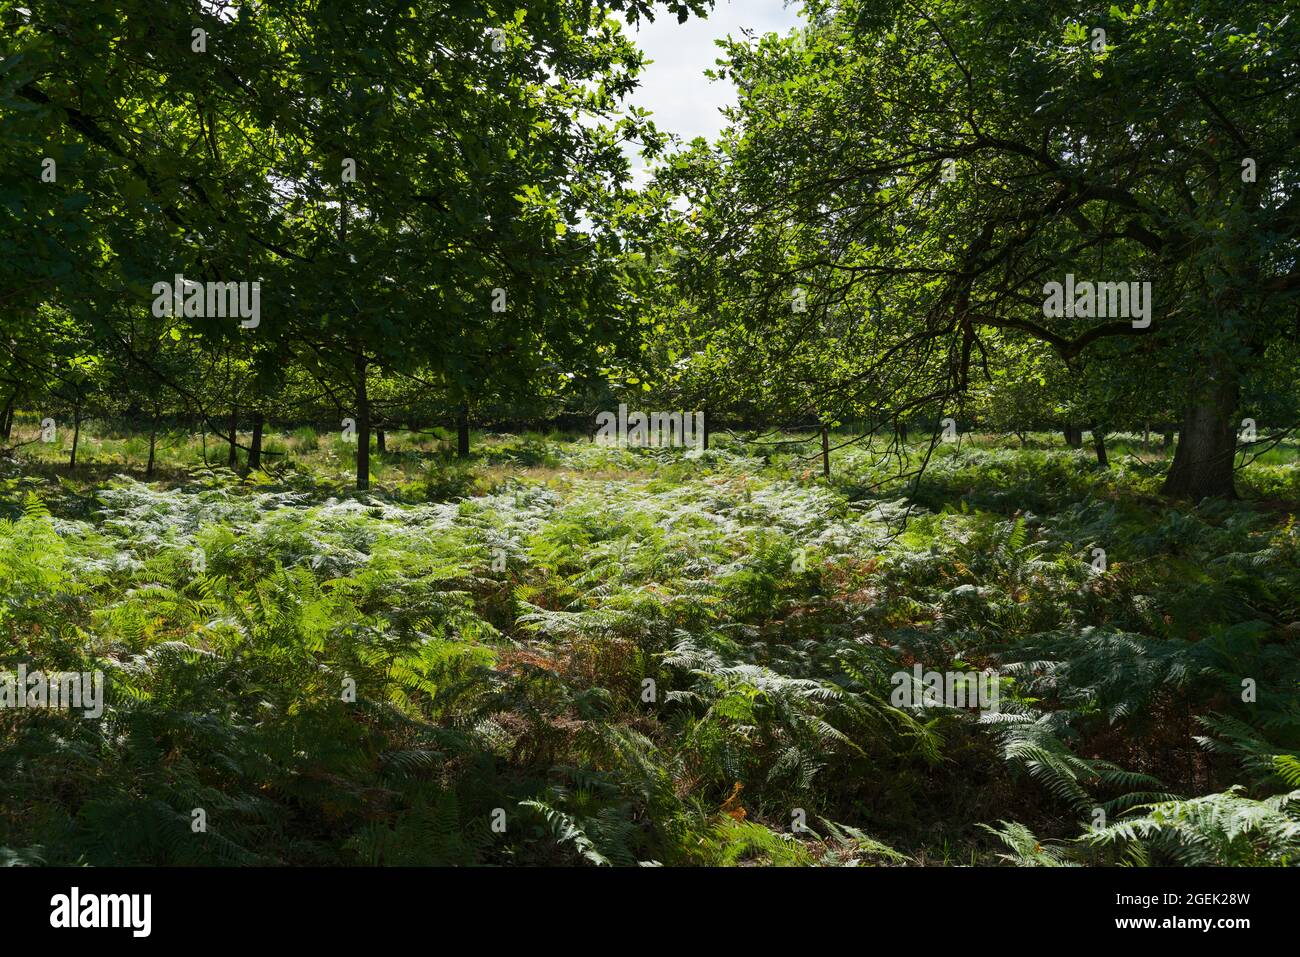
[1085,787,1300,866]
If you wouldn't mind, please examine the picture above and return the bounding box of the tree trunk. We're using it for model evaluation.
[1161,371,1239,499]
[821,425,831,478]
[0,392,14,441]
[1091,425,1108,467]
[1162,430,1174,451]
[355,355,371,490]
[701,405,709,450]
[146,414,157,478]
[227,406,239,468]
[1064,425,1084,449]
[249,411,264,470]
[456,402,469,459]
[69,402,81,469]
[376,429,386,454]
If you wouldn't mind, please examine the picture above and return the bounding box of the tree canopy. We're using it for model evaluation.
[3,0,1298,491]
[648,0,1300,497]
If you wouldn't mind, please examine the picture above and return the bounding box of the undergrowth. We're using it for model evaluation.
[2,433,1298,866]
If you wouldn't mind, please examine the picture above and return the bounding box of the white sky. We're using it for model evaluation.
[623,0,805,177]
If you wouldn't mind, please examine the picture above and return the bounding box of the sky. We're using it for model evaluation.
[623,0,805,177]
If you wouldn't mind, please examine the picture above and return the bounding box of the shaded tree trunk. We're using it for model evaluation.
[227,406,239,468]
[69,401,81,469]
[146,413,157,478]
[248,411,264,471]
[355,355,371,491]
[1162,371,1239,499]
[701,404,709,450]
[1091,425,1108,467]
[0,392,14,441]
[456,402,469,458]
[1162,430,1174,451]
[376,429,386,454]
[821,424,831,478]
[1064,425,1084,448]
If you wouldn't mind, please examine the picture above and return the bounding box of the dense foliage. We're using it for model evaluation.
[3,1,1299,868]
[2,428,1299,866]
[648,0,1300,499]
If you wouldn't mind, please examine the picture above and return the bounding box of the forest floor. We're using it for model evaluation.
[2,426,1299,865]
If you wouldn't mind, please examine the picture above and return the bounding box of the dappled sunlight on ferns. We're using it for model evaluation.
[2,437,1299,865]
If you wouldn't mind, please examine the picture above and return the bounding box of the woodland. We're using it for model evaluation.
[1,0,1299,866]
